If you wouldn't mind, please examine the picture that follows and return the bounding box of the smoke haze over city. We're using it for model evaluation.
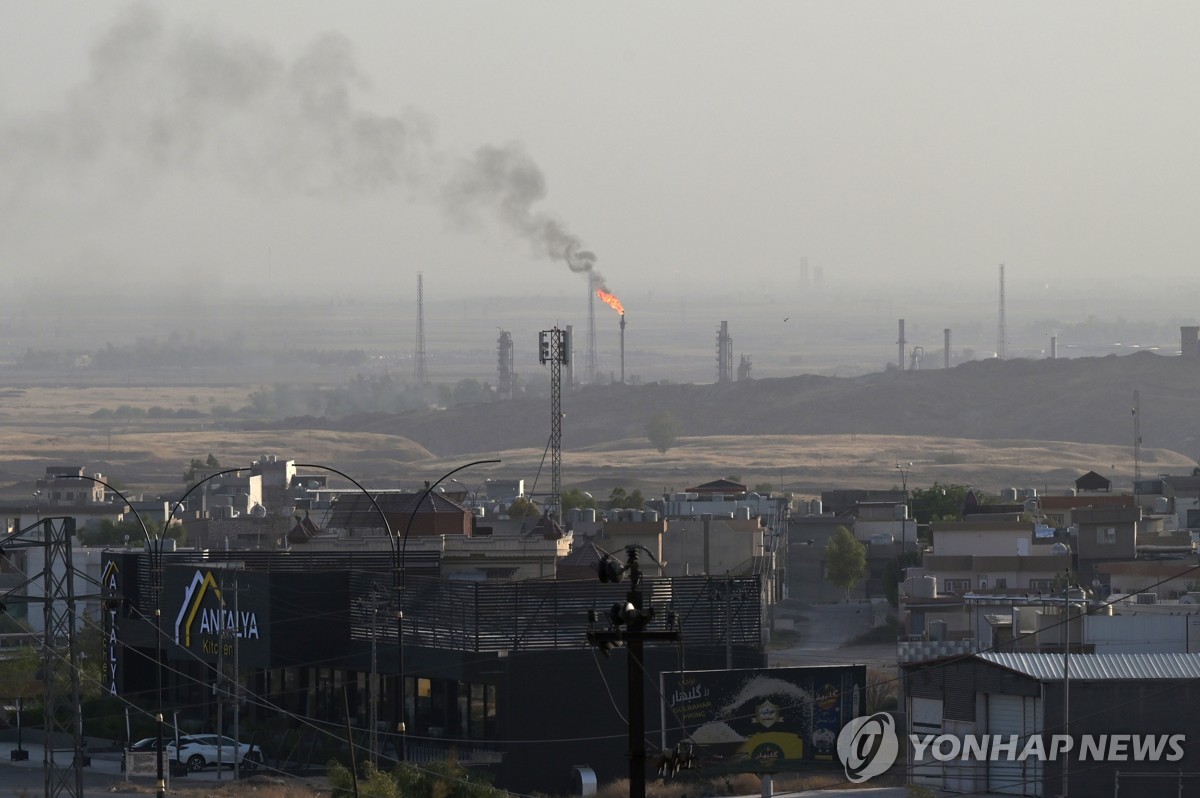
[4,2,1200,305]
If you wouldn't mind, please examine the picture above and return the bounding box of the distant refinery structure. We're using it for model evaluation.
[496,330,514,399]
[717,321,733,383]
[414,272,429,385]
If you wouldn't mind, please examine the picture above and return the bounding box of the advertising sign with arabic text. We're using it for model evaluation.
[661,665,865,773]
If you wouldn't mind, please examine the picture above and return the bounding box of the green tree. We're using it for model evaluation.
[754,483,773,495]
[561,489,597,513]
[645,411,682,454]
[329,757,505,798]
[908,483,969,524]
[606,487,646,510]
[81,518,163,547]
[183,454,221,484]
[824,526,867,600]
[505,497,540,520]
[0,644,38,700]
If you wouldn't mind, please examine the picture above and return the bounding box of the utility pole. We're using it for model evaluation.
[896,462,912,554]
[587,546,682,798]
[997,264,1007,359]
[358,586,394,766]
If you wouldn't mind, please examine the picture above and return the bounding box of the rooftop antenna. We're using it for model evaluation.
[414,273,429,385]
[997,264,1007,359]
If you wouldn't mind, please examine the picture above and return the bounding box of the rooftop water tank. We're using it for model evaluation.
[907,575,937,598]
[810,499,823,516]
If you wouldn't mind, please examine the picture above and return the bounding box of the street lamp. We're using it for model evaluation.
[32,490,41,522]
[294,463,396,764]
[398,459,500,761]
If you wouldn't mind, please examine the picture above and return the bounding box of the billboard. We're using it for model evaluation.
[162,565,271,668]
[661,665,865,773]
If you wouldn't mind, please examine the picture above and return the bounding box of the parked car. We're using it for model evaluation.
[165,734,262,772]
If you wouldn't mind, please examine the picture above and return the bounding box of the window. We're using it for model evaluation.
[995,578,1008,589]
[1030,579,1055,592]
[943,579,970,594]
[1097,527,1117,544]
[978,577,989,590]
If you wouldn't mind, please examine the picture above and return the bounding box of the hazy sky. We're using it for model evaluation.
[3,2,1200,303]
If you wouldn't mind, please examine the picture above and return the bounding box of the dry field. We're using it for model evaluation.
[0,379,1189,498]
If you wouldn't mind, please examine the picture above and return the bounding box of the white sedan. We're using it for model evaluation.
[167,734,262,772]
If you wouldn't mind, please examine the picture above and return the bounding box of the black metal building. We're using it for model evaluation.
[103,548,764,794]
[904,652,1200,797]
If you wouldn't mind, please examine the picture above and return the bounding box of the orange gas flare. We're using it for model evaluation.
[596,289,624,315]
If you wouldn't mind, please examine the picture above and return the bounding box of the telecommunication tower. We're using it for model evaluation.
[414,273,429,385]
[539,327,570,522]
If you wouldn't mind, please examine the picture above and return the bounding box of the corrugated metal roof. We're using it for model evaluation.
[978,652,1200,681]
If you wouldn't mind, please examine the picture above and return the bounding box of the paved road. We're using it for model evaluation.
[0,742,292,797]
[769,600,897,669]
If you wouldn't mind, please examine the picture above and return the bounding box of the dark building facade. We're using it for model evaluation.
[103,548,764,794]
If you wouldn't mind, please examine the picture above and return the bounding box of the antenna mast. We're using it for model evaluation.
[414,273,429,385]
[1133,390,1142,492]
[539,327,570,522]
[997,264,1007,359]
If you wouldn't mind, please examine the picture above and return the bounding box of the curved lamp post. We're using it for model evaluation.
[294,463,396,765]
[53,474,161,797]
[397,459,500,761]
